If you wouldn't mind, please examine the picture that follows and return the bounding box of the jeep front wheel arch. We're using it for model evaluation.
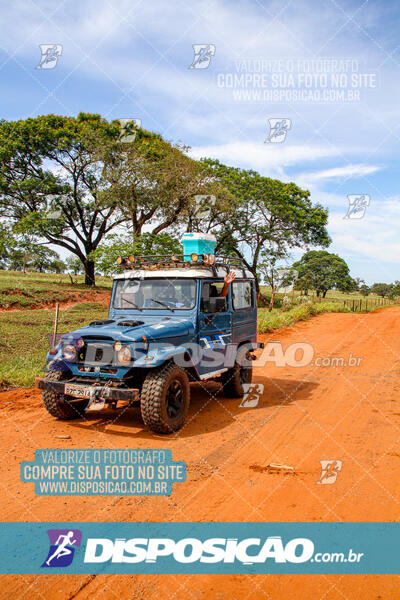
[140,362,190,434]
[42,369,89,420]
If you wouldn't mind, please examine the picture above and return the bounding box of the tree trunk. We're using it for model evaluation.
[268,285,276,312]
[132,225,141,244]
[253,272,260,297]
[84,259,96,286]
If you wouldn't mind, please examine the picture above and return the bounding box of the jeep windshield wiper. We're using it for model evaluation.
[121,298,143,311]
[149,298,175,311]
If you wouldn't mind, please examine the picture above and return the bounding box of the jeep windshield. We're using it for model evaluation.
[113,278,197,310]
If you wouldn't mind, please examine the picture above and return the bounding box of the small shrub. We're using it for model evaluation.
[281,295,292,311]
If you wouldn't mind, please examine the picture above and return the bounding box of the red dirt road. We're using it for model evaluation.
[1,307,400,599]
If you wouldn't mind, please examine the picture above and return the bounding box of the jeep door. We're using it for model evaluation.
[197,280,233,379]
[231,280,257,344]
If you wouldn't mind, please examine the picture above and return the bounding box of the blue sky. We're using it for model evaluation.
[1,0,400,283]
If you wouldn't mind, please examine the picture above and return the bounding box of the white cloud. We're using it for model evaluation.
[301,164,381,181]
[327,199,400,282]
[189,142,340,177]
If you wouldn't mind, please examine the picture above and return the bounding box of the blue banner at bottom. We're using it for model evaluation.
[0,522,398,574]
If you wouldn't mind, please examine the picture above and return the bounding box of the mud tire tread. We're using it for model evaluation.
[42,370,87,420]
[140,362,190,434]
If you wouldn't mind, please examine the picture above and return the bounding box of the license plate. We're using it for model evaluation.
[65,383,92,398]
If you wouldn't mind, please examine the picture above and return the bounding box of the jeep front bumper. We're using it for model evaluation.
[36,378,139,404]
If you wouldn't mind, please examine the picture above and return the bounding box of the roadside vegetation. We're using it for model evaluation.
[258,302,350,333]
[0,271,111,309]
[0,302,107,389]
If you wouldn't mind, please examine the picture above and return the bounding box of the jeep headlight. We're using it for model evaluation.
[62,344,77,362]
[117,346,132,364]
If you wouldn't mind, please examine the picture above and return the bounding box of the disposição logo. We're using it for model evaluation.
[41,529,82,568]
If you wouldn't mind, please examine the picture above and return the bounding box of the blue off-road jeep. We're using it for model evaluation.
[38,250,262,433]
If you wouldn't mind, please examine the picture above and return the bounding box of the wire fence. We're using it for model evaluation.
[259,290,398,312]
[317,296,395,311]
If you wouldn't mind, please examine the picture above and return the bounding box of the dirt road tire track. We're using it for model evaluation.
[1,307,400,599]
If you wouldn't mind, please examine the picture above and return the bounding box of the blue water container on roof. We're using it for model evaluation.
[181,232,216,261]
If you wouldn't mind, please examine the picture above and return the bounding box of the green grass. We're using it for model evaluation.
[260,286,390,302]
[258,288,394,312]
[258,302,342,333]
[0,270,111,309]
[0,302,107,389]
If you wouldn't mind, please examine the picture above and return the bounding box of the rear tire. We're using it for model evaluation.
[221,345,253,398]
[140,362,190,434]
[42,370,88,420]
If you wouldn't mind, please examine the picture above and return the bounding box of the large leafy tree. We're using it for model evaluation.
[101,133,230,240]
[0,113,127,285]
[202,159,330,293]
[0,114,229,285]
[293,250,354,297]
[371,282,393,298]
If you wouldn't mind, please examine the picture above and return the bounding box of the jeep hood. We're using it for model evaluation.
[61,317,195,344]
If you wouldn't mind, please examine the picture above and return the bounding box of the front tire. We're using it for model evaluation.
[42,370,88,420]
[140,362,190,434]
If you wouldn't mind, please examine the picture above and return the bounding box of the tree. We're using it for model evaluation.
[49,258,66,274]
[359,283,371,296]
[292,251,354,297]
[389,281,400,299]
[371,283,392,298]
[258,249,298,310]
[0,223,15,268]
[353,277,365,291]
[2,234,61,273]
[101,133,229,242]
[30,246,60,272]
[0,113,127,286]
[201,160,330,294]
[65,255,84,275]
[89,232,181,276]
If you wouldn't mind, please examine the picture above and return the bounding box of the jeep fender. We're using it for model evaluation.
[133,343,194,371]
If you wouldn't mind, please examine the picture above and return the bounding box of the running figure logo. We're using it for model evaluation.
[239,383,264,408]
[36,45,63,70]
[265,118,291,143]
[41,529,82,568]
[344,195,370,219]
[317,460,342,485]
[189,44,216,69]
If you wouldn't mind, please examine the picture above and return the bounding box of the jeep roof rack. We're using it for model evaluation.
[116,253,245,275]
